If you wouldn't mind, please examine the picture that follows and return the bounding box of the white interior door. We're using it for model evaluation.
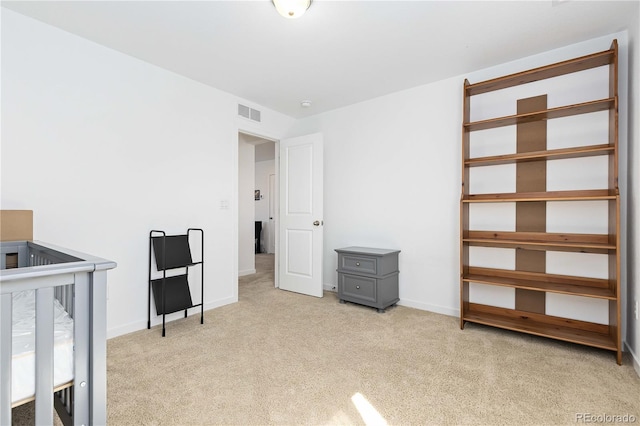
[278,133,323,297]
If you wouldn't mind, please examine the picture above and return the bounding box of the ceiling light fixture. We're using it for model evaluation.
[301,100,312,108]
[272,0,312,19]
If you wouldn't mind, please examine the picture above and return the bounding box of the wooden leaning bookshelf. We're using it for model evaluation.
[459,40,622,364]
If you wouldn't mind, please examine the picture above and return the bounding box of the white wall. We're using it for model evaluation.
[625,7,640,375]
[238,135,255,275]
[288,33,634,346]
[288,77,463,315]
[1,9,295,337]
[255,159,275,253]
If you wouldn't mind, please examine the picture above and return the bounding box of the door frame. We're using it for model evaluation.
[268,173,276,254]
[235,128,280,301]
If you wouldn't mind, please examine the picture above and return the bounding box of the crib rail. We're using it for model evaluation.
[0,241,116,426]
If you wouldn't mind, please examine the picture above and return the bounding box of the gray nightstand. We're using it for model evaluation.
[335,247,400,313]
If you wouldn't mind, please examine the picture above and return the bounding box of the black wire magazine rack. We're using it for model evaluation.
[148,228,204,336]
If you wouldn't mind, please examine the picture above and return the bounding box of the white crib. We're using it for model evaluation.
[0,240,116,425]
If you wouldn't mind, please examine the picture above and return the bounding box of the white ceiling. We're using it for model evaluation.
[2,1,638,118]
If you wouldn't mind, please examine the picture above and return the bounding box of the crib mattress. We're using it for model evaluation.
[11,290,74,405]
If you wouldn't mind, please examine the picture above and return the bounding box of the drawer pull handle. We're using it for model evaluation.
[356,262,360,266]
[356,285,360,289]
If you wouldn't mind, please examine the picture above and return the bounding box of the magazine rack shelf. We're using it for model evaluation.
[148,229,204,337]
[460,40,621,364]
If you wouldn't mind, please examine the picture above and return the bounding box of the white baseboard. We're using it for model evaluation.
[625,341,640,378]
[238,269,256,277]
[203,296,237,313]
[325,291,459,317]
[398,298,459,318]
[107,320,148,339]
[323,283,337,292]
[107,295,237,339]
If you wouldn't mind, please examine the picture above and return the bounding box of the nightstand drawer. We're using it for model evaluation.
[339,273,376,303]
[339,254,377,275]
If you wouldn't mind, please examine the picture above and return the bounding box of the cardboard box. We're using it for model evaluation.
[0,210,33,241]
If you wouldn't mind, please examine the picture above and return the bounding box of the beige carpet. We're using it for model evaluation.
[13,254,640,425]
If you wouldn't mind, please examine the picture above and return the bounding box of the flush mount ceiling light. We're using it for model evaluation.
[272,0,312,19]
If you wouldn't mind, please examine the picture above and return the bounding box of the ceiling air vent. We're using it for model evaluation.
[238,104,261,123]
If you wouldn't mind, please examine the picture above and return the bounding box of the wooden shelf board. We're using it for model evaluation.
[467,230,611,244]
[462,189,617,203]
[463,273,615,299]
[466,49,615,96]
[464,98,614,132]
[463,230,615,254]
[465,144,614,167]
[464,239,613,254]
[463,305,617,351]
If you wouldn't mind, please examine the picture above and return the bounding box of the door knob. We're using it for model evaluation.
[313,220,320,226]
